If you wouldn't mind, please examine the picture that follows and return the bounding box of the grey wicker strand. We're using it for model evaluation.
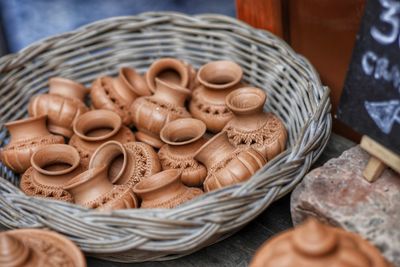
[0,12,331,262]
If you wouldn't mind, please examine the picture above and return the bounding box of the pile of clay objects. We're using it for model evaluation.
[0,58,287,211]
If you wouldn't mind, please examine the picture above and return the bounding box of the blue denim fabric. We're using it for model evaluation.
[0,0,235,52]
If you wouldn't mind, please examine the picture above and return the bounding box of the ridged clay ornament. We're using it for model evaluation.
[250,218,390,267]
[89,140,161,186]
[194,132,266,192]
[0,229,86,267]
[20,144,83,202]
[189,60,244,133]
[0,115,64,173]
[28,77,89,138]
[159,118,207,187]
[224,87,287,160]
[69,109,135,168]
[133,169,203,209]
[91,67,151,125]
[130,78,191,148]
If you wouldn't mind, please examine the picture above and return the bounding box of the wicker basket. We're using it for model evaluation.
[0,12,331,262]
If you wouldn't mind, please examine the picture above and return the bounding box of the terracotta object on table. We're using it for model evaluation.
[189,60,244,133]
[224,87,287,160]
[91,67,151,126]
[28,77,89,138]
[89,140,161,186]
[250,218,390,267]
[133,169,203,209]
[69,109,135,168]
[158,118,207,187]
[0,229,86,267]
[130,78,191,148]
[194,132,266,192]
[0,115,64,173]
[20,144,83,202]
[64,165,138,211]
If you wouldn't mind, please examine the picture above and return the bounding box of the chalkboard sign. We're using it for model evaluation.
[338,0,400,154]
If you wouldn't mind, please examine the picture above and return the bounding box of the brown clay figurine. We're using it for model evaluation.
[0,115,64,173]
[133,169,203,209]
[91,67,151,125]
[130,78,191,148]
[224,87,287,160]
[250,218,390,267]
[0,229,86,267]
[89,140,161,186]
[28,77,89,138]
[189,60,244,133]
[69,109,135,168]
[63,165,138,211]
[20,144,83,202]
[194,132,266,192]
[158,118,207,187]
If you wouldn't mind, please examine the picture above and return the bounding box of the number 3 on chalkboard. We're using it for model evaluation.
[371,0,400,46]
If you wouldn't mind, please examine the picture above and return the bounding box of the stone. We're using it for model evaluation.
[291,145,400,266]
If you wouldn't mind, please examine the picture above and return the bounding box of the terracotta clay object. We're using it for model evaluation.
[20,144,83,202]
[250,218,390,267]
[91,67,151,125]
[224,87,287,160]
[0,115,64,173]
[64,165,138,211]
[159,118,207,187]
[189,60,244,133]
[69,109,135,168]
[0,229,86,267]
[89,141,161,186]
[194,132,266,192]
[130,78,191,148]
[28,77,89,138]
[133,169,203,209]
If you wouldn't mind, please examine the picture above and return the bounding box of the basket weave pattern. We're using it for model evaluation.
[0,12,331,262]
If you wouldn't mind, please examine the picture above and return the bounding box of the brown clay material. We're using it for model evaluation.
[159,118,207,187]
[91,67,151,125]
[130,78,191,149]
[28,77,89,138]
[133,169,203,209]
[224,87,287,160]
[249,218,390,267]
[63,165,138,211]
[69,110,135,168]
[0,229,86,267]
[89,141,161,186]
[182,61,199,90]
[189,60,244,133]
[20,144,83,202]
[0,115,64,173]
[194,132,266,192]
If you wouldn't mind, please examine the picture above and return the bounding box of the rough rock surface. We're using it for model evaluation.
[291,146,400,266]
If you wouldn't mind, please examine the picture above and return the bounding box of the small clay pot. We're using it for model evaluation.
[69,110,135,168]
[130,78,191,148]
[63,165,138,211]
[250,218,390,267]
[224,87,287,160]
[20,144,83,202]
[194,132,266,192]
[28,77,89,138]
[0,115,64,173]
[189,60,244,133]
[89,141,161,186]
[133,169,203,209]
[0,229,86,267]
[91,67,151,125]
[159,118,207,187]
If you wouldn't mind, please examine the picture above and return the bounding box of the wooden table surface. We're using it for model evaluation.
[88,133,355,267]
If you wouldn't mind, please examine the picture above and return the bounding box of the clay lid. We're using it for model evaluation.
[250,218,390,267]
